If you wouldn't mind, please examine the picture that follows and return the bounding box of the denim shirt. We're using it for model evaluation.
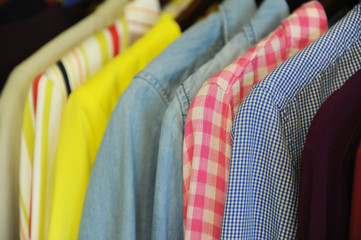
[155,0,289,238]
[78,0,257,239]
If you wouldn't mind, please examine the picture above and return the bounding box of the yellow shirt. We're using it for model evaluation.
[48,14,181,240]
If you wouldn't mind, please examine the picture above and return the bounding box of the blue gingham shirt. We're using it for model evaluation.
[221,4,361,239]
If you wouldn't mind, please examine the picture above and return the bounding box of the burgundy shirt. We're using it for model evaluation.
[350,142,361,240]
[298,68,361,240]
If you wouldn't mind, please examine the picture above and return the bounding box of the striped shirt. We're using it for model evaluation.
[183,2,328,239]
[49,13,180,240]
[19,1,161,239]
[0,1,129,239]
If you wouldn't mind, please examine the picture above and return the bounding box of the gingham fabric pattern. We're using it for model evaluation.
[182,2,328,239]
[221,3,361,239]
[18,1,161,239]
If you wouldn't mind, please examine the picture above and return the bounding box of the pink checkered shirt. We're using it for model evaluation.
[182,1,328,239]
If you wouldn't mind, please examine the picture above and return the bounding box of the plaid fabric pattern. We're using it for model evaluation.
[222,3,361,239]
[183,2,328,239]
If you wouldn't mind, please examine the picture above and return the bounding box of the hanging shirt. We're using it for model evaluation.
[78,0,258,239]
[298,68,361,240]
[183,2,327,239]
[350,140,361,240]
[156,0,289,239]
[0,1,129,239]
[222,3,361,239]
[49,13,180,240]
[19,1,161,240]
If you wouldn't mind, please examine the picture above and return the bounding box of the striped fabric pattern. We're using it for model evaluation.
[182,2,328,239]
[19,1,161,239]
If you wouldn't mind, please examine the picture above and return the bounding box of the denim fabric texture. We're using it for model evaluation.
[78,0,258,239]
[155,0,289,238]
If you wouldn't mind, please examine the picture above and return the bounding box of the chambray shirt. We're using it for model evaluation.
[222,4,361,239]
[78,0,258,239]
[155,0,289,239]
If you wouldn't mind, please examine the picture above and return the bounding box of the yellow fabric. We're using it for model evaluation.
[0,1,129,238]
[48,14,181,240]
